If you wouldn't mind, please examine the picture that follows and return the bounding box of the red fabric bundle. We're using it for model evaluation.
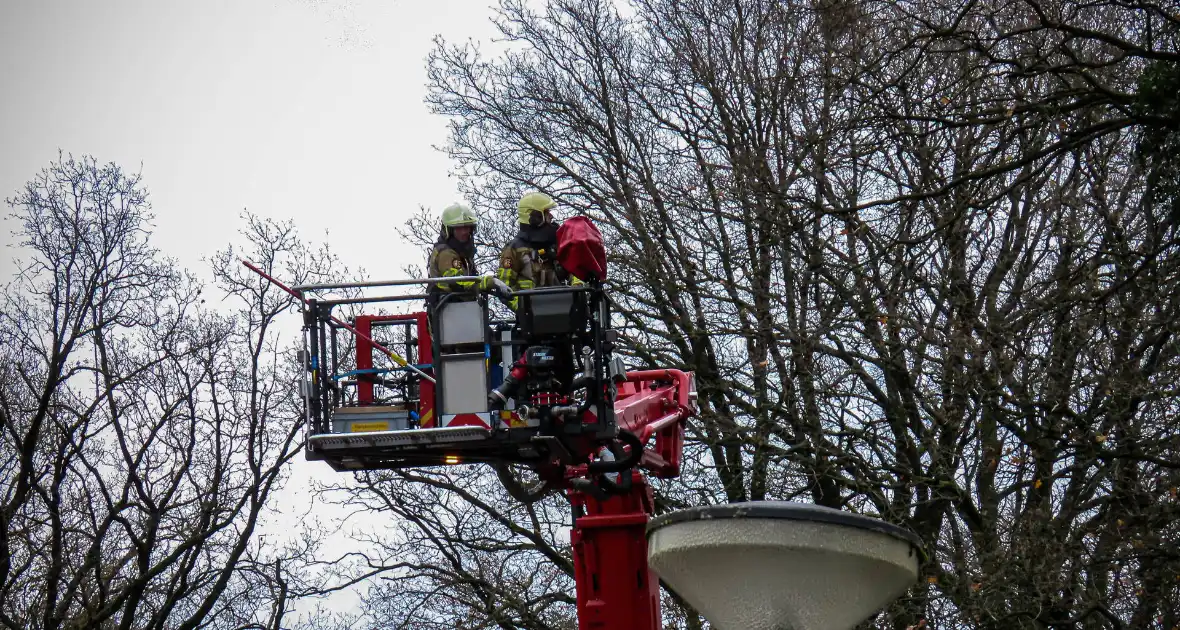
[557,216,607,281]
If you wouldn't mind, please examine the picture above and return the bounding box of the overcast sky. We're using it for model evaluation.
[1,0,506,618]
[1,0,500,279]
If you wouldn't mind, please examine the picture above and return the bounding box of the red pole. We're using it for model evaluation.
[570,475,661,630]
[416,311,435,427]
[240,259,436,384]
[354,315,375,404]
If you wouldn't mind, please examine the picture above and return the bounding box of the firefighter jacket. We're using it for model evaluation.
[496,224,568,290]
[428,235,478,294]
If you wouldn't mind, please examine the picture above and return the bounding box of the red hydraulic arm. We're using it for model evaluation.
[568,369,695,630]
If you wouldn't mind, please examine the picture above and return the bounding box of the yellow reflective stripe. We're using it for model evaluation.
[440,266,475,290]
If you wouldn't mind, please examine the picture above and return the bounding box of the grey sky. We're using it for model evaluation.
[1,0,500,280]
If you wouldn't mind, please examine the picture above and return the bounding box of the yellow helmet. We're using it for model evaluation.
[441,203,478,228]
[518,191,557,225]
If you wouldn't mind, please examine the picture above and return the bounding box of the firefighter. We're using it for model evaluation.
[428,202,481,296]
[496,192,581,297]
[488,192,583,409]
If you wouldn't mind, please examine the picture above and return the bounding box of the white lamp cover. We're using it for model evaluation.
[647,502,923,630]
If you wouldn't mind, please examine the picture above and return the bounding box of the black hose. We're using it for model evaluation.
[586,430,643,473]
[597,440,634,495]
[568,477,608,501]
[599,469,633,494]
[494,462,553,504]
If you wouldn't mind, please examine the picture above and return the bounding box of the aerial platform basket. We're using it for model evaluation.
[292,275,625,472]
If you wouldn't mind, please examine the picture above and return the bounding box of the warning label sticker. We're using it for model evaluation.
[350,421,390,433]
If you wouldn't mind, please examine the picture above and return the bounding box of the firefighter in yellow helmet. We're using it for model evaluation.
[495,192,581,299]
[428,203,481,295]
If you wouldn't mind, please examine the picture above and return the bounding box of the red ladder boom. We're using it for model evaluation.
[569,370,695,630]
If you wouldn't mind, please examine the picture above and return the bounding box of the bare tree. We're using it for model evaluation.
[315,0,1179,627]
[0,154,347,629]
[323,467,577,630]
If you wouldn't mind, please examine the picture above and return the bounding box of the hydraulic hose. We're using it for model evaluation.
[568,477,609,501]
[598,469,633,494]
[585,430,643,473]
[494,462,553,504]
[596,440,634,495]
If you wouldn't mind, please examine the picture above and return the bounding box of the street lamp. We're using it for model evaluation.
[648,502,924,630]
